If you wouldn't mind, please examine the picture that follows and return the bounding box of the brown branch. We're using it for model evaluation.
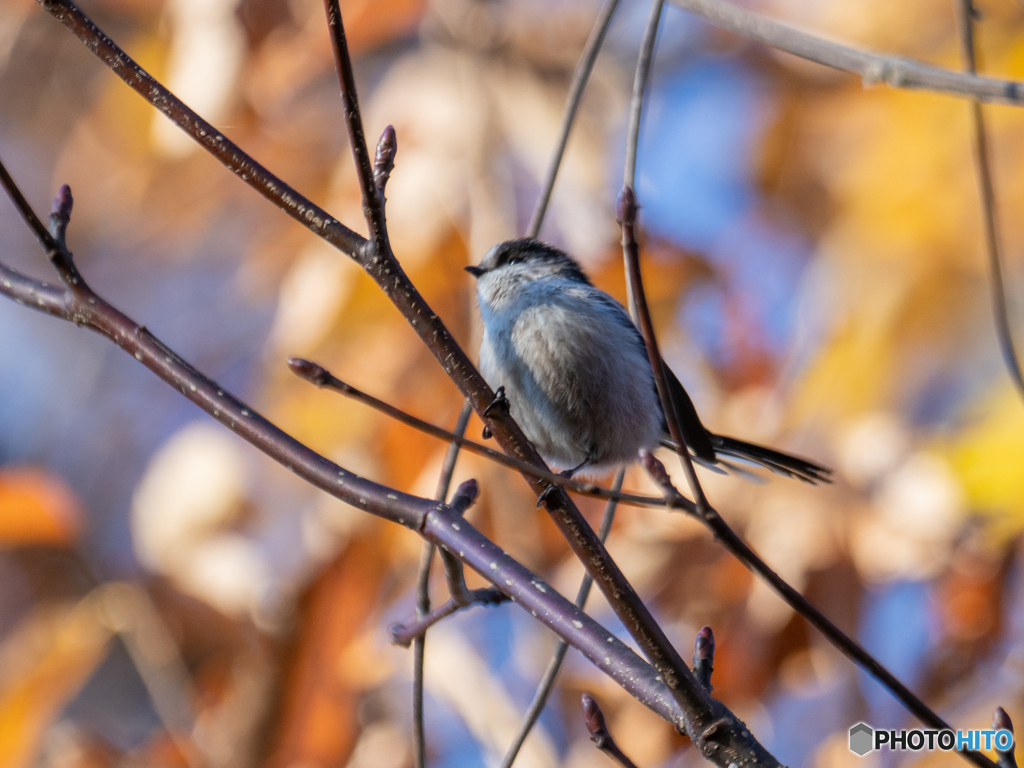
[499,469,626,768]
[617,4,992,764]
[413,401,472,768]
[526,0,622,238]
[287,357,693,512]
[668,0,1024,106]
[638,451,997,768]
[955,0,1024,402]
[581,694,640,768]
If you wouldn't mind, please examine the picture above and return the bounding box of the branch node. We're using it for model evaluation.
[390,587,509,646]
[638,450,694,514]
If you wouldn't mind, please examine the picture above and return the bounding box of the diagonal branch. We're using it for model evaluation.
[668,0,1024,106]
[954,0,1024,402]
[287,357,691,512]
[639,451,996,768]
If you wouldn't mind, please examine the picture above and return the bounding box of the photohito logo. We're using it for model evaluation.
[848,722,1014,756]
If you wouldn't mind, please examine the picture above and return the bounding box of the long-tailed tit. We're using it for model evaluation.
[465,238,830,483]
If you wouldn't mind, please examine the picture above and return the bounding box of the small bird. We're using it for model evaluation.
[465,238,830,483]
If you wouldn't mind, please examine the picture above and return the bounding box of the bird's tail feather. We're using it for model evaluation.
[660,436,831,485]
[710,435,831,484]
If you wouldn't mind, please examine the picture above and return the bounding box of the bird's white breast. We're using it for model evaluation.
[476,276,662,474]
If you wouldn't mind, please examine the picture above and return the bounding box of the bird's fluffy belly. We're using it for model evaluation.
[479,299,662,474]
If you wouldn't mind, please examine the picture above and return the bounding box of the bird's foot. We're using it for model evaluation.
[536,483,561,508]
[535,467,581,508]
[483,386,510,418]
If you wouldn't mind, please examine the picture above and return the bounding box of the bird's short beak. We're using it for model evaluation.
[464,265,484,278]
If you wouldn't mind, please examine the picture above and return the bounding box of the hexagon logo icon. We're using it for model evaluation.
[849,723,874,756]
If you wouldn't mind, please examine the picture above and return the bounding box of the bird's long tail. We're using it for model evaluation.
[661,435,832,484]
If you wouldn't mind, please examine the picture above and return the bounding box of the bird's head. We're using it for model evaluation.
[465,239,591,304]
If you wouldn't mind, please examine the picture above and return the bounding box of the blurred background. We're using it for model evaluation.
[1,0,1024,765]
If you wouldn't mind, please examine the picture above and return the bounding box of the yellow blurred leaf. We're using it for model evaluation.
[948,388,1024,526]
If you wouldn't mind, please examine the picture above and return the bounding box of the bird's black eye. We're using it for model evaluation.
[507,256,523,265]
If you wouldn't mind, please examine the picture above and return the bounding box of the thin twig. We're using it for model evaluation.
[581,694,640,768]
[955,0,1024,401]
[413,401,473,768]
[323,0,386,248]
[624,0,665,191]
[527,0,621,238]
[391,588,509,647]
[619,187,710,514]
[667,0,1024,106]
[287,357,692,512]
[621,0,665,321]
[499,469,626,768]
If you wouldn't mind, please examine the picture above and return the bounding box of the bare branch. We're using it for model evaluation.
[624,0,664,191]
[499,469,626,768]
[954,0,1024,402]
[619,187,711,514]
[34,0,366,257]
[638,451,996,768]
[581,694,640,768]
[668,0,1024,106]
[0,247,680,733]
[287,358,693,512]
[527,0,621,238]
[0,160,707,740]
